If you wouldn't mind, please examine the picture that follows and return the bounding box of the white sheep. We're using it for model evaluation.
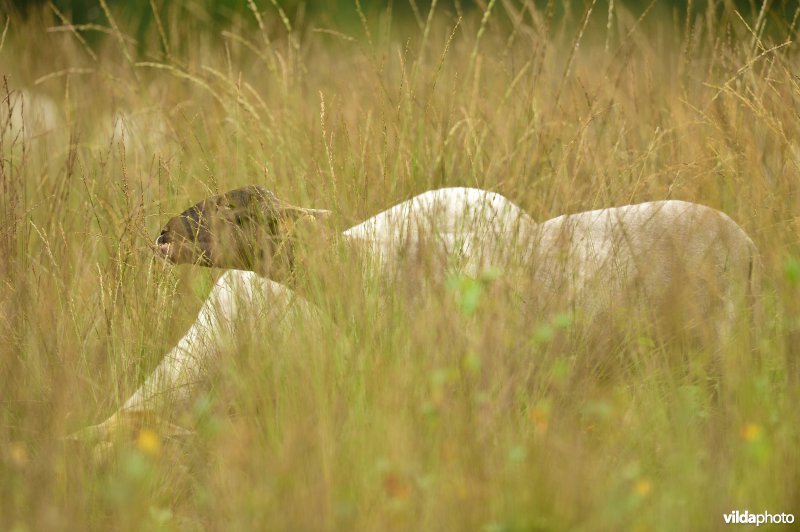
[72,187,760,448]
[2,88,63,145]
[526,199,760,332]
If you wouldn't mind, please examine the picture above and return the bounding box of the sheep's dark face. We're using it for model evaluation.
[155,186,330,279]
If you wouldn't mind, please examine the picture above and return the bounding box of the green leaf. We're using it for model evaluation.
[464,351,481,373]
[507,445,526,463]
[552,312,573,329]
[447,273,485,316]
[784,256,800,285]
[533,324,554,344]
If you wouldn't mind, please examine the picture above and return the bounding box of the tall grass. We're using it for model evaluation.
[1,2,799,530]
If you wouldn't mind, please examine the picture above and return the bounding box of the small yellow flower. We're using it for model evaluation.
[383,472,411,501]
[634,479,652,497]
[529,406,549,434]
[136,428,162,457]
[740,423,762,442]
[9,442,28,468]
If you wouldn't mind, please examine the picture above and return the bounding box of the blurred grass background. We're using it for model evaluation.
[1,0,799,530]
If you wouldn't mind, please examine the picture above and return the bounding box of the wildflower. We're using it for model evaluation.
[634,479,652,497]
[529,406,549,434]
[9,442,28,468]
[136,428,162,457]
[740,423,762,442]
[383,473,411,501]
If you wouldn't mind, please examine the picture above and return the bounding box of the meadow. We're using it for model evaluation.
[1,1,799,530]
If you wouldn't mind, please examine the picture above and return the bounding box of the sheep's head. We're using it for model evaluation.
[155,186,331,279]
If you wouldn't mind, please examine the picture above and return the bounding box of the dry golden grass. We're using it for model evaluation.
[1,2,799,530]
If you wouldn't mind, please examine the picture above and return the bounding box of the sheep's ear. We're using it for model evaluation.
[276,208,328,240]
[280,205,332,221]
[251,192,330,230]
[268,204,329,237]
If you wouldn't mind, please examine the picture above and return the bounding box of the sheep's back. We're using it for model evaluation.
[343,187,536,276]
[527,200,758,331]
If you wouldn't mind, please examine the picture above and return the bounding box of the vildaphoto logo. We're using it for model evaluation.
[723,510,795,526]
